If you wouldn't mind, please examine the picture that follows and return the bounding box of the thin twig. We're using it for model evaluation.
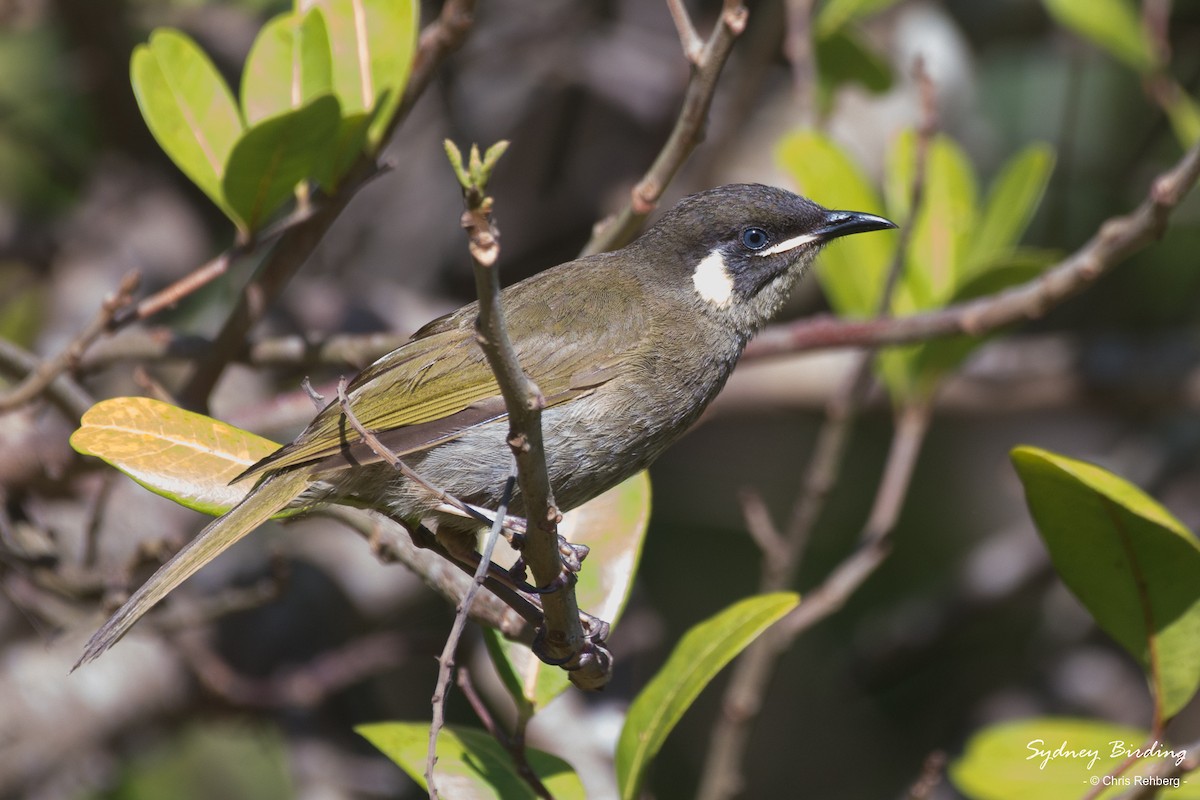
[107,203,318,330]
[582,0,749,255]
[181,630,408,709]
[783,0,819,119]
[0,339,94,420]
[666,0,704,63]
[334,376,492,529]
[427,463,517,800]
[905,751,946,800]
[776,404,931,640]
[744,138,1200,360]
[455,157,610,690]
[0,270,137,414]
[456,667,554,800]
[313,505,539,639]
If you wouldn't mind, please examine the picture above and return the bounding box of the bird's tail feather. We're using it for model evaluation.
[74,469,313,669]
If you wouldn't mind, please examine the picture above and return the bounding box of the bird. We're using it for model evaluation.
[75,183,895,667]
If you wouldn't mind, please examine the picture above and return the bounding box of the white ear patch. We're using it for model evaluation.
[755,232,819,257]
[692,249,734,307]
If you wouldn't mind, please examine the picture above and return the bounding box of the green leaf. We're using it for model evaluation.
[815,0,901,38]
[222,94,342,231]
[951,717,1200,800]
[615,592,799,800]
[70,396,282,517]
[484,472,651,711]
[310,0,419,148]
[776,130,895,316]
[240,9,333,125]
[896,132,979,310]
[357,723,585,799]
[1011,447,1200,721]
[969,144,1055,273]
[1163,83,1200,148]
[112,721,293,800]
[1042,0,1157,73]
[314,110,372,191]
[815,28,893,97]
[131,29,244,223]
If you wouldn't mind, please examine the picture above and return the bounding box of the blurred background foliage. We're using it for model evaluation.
[2,0,1200,798]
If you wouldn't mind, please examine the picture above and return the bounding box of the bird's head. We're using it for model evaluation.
[637,183,896,336]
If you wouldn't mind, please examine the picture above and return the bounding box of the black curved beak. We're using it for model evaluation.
[816,210,897,242]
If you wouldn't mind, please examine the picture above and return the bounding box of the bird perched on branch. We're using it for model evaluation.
[76,183,895,667]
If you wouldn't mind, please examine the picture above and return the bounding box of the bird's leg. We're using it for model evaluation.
[399,521,545,624]
[506,535,591,591]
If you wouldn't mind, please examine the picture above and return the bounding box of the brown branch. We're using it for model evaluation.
[176,0,478,409]
[0,339,94,421]
[314,506,538,641]
[81,327,408,372]
[905,751,946,800]
[181,630,408,709]
[778,404,930,638]
[666,0,704,63]
[427,464,517,800]
[107,202,319,330]
[581,0,749,255]
[744,138,1200,360]
[454,155,610,691]
[0,270,136,414]
[783,0,818,116]
[1115,733,1199,800]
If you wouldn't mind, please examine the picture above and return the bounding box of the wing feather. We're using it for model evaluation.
[239,255,650,481]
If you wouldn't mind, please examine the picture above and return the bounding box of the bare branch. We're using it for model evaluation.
[453,149,611,691]
[0,270,136,414]
[582,0,749,255]
[666,0,704,63]
[0,339,94,421]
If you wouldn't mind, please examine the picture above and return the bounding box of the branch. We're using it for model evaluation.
[427,463,516,800]
[581,0,749,255]
[0,270,136,414]
[447,140,610,691]
[0,339,94,421]
[744,138,1200,360]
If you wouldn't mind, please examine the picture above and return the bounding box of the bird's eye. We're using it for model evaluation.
[741,227,770,251]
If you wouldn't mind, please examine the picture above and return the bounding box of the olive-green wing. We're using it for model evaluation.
[240,257,649,480]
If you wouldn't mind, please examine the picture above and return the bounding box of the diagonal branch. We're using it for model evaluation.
[453,148,611,691]
[0,270,138,414]
[582,0,749,255]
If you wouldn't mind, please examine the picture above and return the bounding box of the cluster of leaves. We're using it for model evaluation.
[133,0,417,234]
[71,397,797,797]
[779,129,1056,403]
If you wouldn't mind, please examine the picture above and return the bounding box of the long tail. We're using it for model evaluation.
[74,470,314,669]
